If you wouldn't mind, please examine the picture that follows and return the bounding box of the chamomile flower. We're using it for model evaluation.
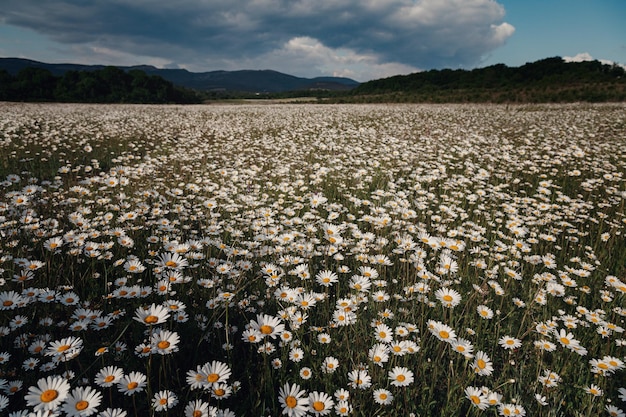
[435,287,462,308]
[498,335,522,350]
[585,384,603,397]
[150,329,180,355]
[321,356,339,374]
[158,252,189,270]
[335,400,352,416]
[133,303,170,326]
[308,391,334,415]
[25,375,71,411]
[152,390,178,412]
[98,408,128,417]
[299,367,312,380]
[472,351,494,376]
[451,338,474,358]
[94,366,124,388]
[199,361,232,388]
[315,270,338,287]
[210,382,232,400]
[278,383,308,417]
[250,314,285,340]
[606,405,625,417]
[184,399,211,417]
[117,372,147,396]
[374,323,393,343]
[61,386,102,417]
[465,386,489,410]
[498,403,526,416]
[289,347,304,363]
[46,336,83,362]
[373,388,394,405]
[348,369,371,389]
[428,320,457,343]
[0,291,23,310]
[369,343,390,367]
[477,305,494,319]
[0,394,8,412]
[388,366,414,387]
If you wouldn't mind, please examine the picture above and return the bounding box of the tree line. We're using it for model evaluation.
[338,57,626,103]
[0,66,201,103]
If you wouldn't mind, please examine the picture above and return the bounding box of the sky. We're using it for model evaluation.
[0,0,624,82]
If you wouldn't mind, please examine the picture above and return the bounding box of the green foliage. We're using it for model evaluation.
[338,57,626,103]
[0,66,202,103]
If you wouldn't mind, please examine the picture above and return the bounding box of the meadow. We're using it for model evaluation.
[0,102,624,417]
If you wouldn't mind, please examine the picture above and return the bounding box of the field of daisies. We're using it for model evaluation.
[0,102,625,417]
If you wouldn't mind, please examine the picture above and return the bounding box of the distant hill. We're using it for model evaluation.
[0,58,359,93]
[346,57,626,103]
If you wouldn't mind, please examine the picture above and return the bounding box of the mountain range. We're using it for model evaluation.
[0,58,360,93]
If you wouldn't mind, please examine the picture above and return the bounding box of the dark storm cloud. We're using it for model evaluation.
[0,0,514,78]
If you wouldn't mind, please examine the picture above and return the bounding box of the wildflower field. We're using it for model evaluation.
[0,102,625,417]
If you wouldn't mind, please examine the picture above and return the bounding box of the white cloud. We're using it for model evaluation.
[258,36,419,81]
[564,52,626,70]
[1,0,515,78]
[491,23,516,44]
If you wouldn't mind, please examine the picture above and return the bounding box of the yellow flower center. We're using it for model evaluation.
[379,393,388,400]
[165,261,177,267]
[312,400,325,411]
[560,337,570,345]
[207,373,219,383]
[40,389,58,403]
[127,382,138,390]
[214,388,225,396]
[57,344,71,352]
[157,341,170,350]
[75,400,89,411]
[477,359,486,369]
[144,315,159,324]
[2,300,13,306]
[104,375,115,383]
[193,411,203,417]
[286,396,297,408]
[471,395,480,404]
[439,330,449,339]
[397,375,406,382]
[260,325,273,335]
